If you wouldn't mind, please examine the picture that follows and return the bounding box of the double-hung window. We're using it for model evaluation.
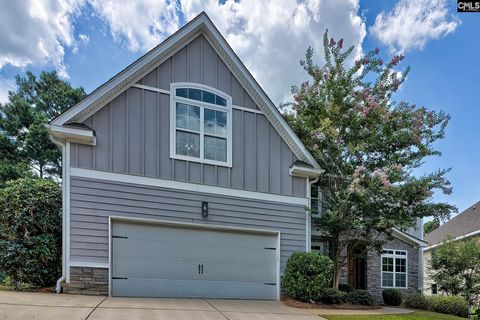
[170,83,232,166]
[381,249,407,288]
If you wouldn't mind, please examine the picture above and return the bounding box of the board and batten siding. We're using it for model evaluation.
[70,34,306,198]
[69,176,307,273]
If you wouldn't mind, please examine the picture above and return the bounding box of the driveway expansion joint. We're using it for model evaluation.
[204,299,231,320]
[84,296,107,320]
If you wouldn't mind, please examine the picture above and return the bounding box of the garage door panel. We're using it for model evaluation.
[112,221,278,299]
[113,238,274,266]
[112,278,277,299]
[113,258,201,280]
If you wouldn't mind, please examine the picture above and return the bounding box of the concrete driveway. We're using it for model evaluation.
[0,291,325,320]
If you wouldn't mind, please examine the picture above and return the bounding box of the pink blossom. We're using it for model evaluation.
[338,39,343,49]
[378,59,383,65]
[374,47,380,54]
[329,38,336,47]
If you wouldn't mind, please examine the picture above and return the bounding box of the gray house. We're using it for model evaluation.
[49,12,425,301]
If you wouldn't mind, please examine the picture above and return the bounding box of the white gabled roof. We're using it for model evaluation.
[50,12,319,169]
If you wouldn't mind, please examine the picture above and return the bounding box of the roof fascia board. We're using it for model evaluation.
[51,15,208,126]
[200,18,319,168]
[424,229,480,251]
[392,227,427,247]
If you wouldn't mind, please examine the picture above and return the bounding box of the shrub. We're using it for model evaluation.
[282,252,333,301]
[319,288,347,304]
[338,283,353,293]
[428,295,469,318]
[404,292,428,310]
[382,288,403,306]
[347,289,374,306]
[0,179,62,288]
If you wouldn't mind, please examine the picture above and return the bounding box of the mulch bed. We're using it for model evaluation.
[281,296,381,310]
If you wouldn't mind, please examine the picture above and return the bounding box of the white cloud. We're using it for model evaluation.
[88,0,181,51]
[370,0,459,53]
[180,0,366,104]
[0,0,84,78]
[0,0,367,104]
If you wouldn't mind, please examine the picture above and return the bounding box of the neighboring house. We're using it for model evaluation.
[423,201,480,295]
[48,12,425,301]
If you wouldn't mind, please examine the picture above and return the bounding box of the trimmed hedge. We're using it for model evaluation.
[382,288,403,306]
[282,253,333,302]
[404,293,469,318]
[347,289,374,306]
[428,295,469,318]
[404,292,428,310]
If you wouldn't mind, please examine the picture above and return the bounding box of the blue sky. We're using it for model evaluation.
[0,0,477,214]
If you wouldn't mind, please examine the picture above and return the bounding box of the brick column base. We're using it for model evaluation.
[66,267,108,296]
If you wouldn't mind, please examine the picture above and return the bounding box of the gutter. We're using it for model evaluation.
[50,136,66,293]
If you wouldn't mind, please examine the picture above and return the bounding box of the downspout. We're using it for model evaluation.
[306,176,319,252]
[50,135,66,293]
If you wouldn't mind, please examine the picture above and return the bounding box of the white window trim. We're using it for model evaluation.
[381,249,408,289]
[170,82,233,167]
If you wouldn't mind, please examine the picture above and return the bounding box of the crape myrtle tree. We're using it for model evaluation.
[284,31,457,288]
[0,71,86,184]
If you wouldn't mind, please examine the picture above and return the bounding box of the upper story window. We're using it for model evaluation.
[170,83,232,167]
[381,249,407,289]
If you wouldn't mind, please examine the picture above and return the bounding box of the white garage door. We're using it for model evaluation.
[111,221,279,299]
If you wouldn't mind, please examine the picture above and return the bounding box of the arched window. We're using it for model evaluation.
[170,83,232,166]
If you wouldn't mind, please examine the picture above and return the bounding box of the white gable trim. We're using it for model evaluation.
[50,12,319,168]
[392,227,427,247]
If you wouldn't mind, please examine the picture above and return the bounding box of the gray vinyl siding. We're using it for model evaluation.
[69,34,306,198]
[69,176,307,273]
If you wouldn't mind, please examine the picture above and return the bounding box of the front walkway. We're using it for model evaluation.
[0,291,325,320]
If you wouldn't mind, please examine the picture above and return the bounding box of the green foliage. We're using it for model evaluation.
[282,252,333,301]
[338,283,354,293]
[382,288,403,306]
[0,178,62,288]
[346,289,374,306]
[430,238,480,304]
[319,288,347,304]
[284,30,456,287]
[0,71,86,183]
[428,295,469,318]
[404,292,429,310]
[424,220,440,235]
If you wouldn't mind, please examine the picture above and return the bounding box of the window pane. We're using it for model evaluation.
[176,103,199,132]
[204,109,227,137]
[202,91,215,104]
[176,131,200,158]
[382,257,393,272]
[204,136,227,162]
[382,273,393,287]
[396,251,407,255]
[176,88,188,98]
[382,250,394,255]
[188,88,202,101]
[395,273,406,288]
[396,258,406,273]
[216,95,227,106]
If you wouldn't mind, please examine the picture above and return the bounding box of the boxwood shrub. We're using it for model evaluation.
[382,288,403,306]
[319,288,347,304]
[282,252,333,302]
[404,292,428,310]
[347,289,374,306]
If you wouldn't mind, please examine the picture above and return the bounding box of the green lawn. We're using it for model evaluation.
[322,311,466,320]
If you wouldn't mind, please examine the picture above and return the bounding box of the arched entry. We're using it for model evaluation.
[348,242,367,290]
